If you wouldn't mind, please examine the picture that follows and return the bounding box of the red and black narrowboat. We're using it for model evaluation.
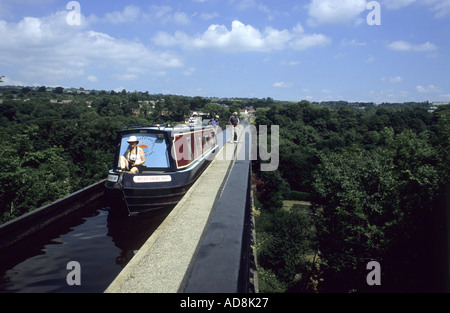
[104,124,219,215]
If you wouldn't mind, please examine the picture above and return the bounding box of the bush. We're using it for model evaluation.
[256,209,316,290]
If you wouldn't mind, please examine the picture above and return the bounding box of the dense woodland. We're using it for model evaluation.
[1,85,449,293]
[253,100,450,292]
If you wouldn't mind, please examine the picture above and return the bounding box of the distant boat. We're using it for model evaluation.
[104,123,219,215]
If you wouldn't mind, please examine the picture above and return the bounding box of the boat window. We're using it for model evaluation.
[118,133,170,169]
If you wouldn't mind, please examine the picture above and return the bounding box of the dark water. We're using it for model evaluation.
[0,197,172,293]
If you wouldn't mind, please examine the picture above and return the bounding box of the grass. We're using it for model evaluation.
[282,200,311,212]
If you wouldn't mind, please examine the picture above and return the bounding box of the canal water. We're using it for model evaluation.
[0,197,172,293]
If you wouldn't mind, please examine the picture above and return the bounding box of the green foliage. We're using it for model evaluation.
[256,267,287,293]
[258,209,316,286]
[254,100,448,293]
[0,126,73,222]
[312,146,397,291]
[256,171,289,211]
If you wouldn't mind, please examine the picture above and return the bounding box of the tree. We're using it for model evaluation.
[165,96,190,122]
[433,105,450,172]
[99,96,122,117]
[21,87,32,94]
[381,129,444,291]
[54,86,64,94]
[258,209,316,288]
[154,100,165,117]
[190,96,208,111]
[228,103,241,116]
[0,100,16,122]
[69,116,124,186]
[311,147,394,291]
[257,171,289,212]
[336,106,359,131]
[312,129,444,292]
[0,126,73,223]
[203,102,227,120]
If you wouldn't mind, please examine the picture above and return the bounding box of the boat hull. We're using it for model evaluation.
[104,147,215,215]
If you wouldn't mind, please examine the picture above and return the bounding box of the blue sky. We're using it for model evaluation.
[0,0,449,103]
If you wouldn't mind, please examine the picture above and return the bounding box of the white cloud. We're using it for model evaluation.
[146,5,191,25]
[381,0,417,9]
[0,76,25,86]
[21,64,85,84]
[416,84,442,93]
[236,0,258,10]
[117,73,139,81]
[368,89,413,102]
[183,67,196,76]
[273,82,294,88]
[100,5,192,26]
[198,12,220,20]
[0,12,183,86]
[366,54,375,63]
[171,11,191,25]
[381,76,404,83]
[153,20,331,52]
[103,5,141,24]
[192,21,283,51]
[383,0,450,18]
[340,39,367,47]
[387,40,438,51]
[307,0,367,26]
[114,86,126,93]
[423,0,450,18]
[87,75,98,82]
[231,0,273,18]
[289,28,332,50]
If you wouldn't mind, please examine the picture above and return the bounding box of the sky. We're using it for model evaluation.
[0,0,449,103]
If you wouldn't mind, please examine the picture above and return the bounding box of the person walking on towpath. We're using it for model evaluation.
[209,115,220,133]
[229,112,239,143]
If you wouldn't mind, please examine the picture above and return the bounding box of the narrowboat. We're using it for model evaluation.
[104,123,219,215]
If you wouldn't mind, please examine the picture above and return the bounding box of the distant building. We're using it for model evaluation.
[50,99,73,104]
[428,102,449,112]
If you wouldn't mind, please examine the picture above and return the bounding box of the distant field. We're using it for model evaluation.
[282,200,311,211]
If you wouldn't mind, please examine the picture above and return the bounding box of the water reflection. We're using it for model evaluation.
[0,197,173,293]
